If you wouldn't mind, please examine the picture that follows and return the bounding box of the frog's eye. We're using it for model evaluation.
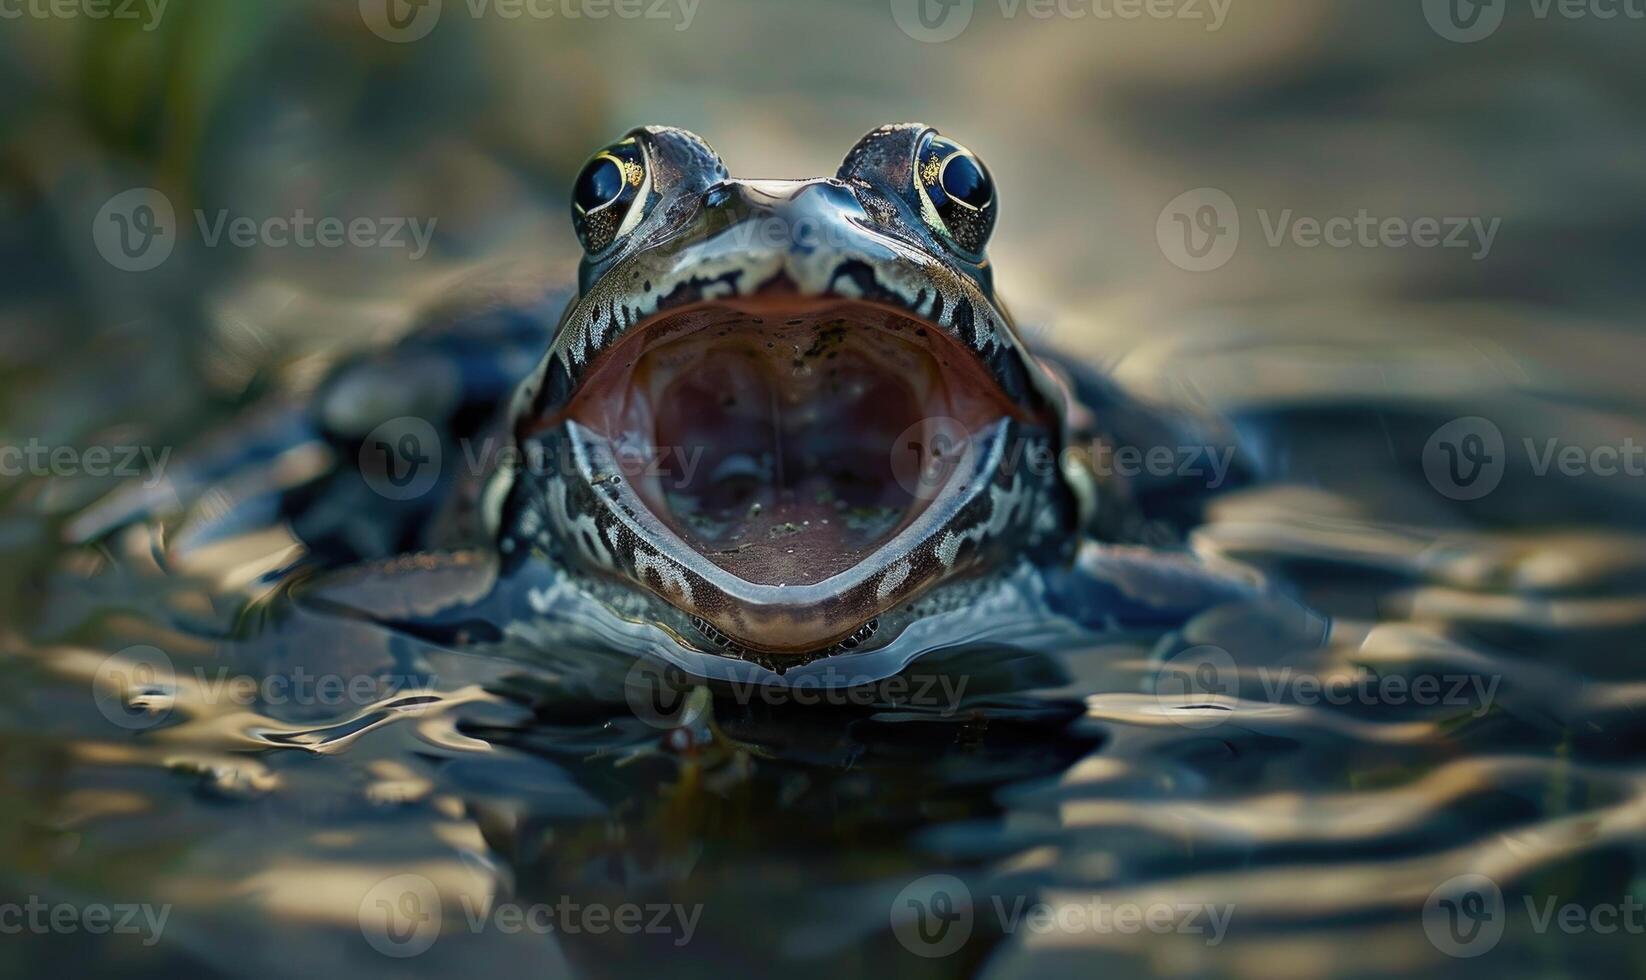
[571,137,649,255]
[913,133,996,256]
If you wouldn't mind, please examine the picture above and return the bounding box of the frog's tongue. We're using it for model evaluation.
[563,301,1015,587]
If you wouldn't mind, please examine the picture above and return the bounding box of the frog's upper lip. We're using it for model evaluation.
[518,238,1048,426]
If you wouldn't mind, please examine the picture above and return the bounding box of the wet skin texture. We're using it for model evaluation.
[499,124,1083,657]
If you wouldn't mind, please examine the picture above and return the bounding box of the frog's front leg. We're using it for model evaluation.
[1033,346,1254,545]
[1041,541,1264,632]
[292,286,570,561]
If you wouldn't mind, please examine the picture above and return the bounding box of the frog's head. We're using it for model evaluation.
[499,124,1090,660]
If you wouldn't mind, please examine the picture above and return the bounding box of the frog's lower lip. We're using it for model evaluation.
[544,297,1023,595]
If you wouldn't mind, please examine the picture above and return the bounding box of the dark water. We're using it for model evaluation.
[5,2,1646,978]
[5,341,1645,979]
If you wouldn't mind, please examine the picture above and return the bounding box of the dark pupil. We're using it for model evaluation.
[575,158,625,212]
[940,155,989,208]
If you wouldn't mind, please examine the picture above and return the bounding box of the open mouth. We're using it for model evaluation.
[552,299,1020,588]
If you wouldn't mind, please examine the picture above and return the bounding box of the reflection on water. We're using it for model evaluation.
[5,342,1645,979]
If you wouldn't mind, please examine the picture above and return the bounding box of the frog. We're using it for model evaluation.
[78,124,1260,685]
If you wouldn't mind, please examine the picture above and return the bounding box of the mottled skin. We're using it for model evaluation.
[495,124,1086,658]
[82,124,1258,684]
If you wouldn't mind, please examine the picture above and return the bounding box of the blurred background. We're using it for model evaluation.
[4,1,1646,978]
[6,0,1645,434]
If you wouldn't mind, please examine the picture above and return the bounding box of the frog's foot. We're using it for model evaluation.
[66,282,568,568]
[1033,348,1255,544]
[1043,541,1267,632]
[283,548,512,648]
[63,403,321,551]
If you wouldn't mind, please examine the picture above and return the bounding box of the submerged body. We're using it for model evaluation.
[81,124,1257,681]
